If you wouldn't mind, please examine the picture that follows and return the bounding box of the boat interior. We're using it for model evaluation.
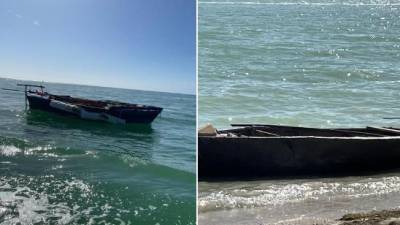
[217,124,400,137]
[49,94,161,110]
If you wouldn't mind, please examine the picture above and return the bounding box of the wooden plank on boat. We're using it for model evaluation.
[232,123,271,127]
[254,129,279,137]
[386,127,400,131]
[366,126,400,136]
[231,124,395,137]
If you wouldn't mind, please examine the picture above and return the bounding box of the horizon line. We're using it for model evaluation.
[0,76,195,96]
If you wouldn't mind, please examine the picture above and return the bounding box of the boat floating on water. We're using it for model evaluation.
[11,84,162,124]
[198,123,400,179]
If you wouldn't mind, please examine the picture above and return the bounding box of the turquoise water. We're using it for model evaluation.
[199,0,400,129]
[0,78,195,224]
[199,0,400,224]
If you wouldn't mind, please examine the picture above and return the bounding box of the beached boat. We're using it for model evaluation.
[198,124,400,179]
[18,84,162,124]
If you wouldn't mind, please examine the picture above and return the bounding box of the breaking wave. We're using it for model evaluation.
[199,176,400,212]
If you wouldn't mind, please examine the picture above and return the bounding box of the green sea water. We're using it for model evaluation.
[0,78,195,224]
[199,0,400,224]
[199,0,400,129]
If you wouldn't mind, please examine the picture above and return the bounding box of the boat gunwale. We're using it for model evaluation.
[199,135,400,140]
[203,125,400,139]
[27,92,163,111]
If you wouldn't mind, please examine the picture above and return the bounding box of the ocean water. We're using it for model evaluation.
[198,0,400,224]
[0,78,195,224]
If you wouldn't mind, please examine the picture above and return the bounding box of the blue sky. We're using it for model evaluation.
[0,0,196,94]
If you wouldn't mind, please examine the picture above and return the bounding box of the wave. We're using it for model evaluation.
[0,136,195,179]
[198,176,400,212]
[0,176,89,224]
[0,136,195,224]
[0,174,195,225]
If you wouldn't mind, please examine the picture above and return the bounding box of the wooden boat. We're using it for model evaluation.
[18,84,162,124]
[198,124,400,179]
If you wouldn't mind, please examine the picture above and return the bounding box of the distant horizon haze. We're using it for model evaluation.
[0,75,194,96]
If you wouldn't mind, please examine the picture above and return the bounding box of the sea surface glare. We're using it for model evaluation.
[198,0,400,224]
[0,78,196,225]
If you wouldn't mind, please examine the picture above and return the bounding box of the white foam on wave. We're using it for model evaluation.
[199,176,400,212]
[0,144,60,158]
[0,176,129,224]
[0,180,73,224]
[0,145,21,156]
[24,145,54,155]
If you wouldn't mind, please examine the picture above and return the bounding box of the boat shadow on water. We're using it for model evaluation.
[21,110,158,163]
[24,109,154,136]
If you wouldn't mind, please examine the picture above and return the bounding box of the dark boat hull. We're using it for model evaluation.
[199,135,400,179]
[27,94,162,124]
